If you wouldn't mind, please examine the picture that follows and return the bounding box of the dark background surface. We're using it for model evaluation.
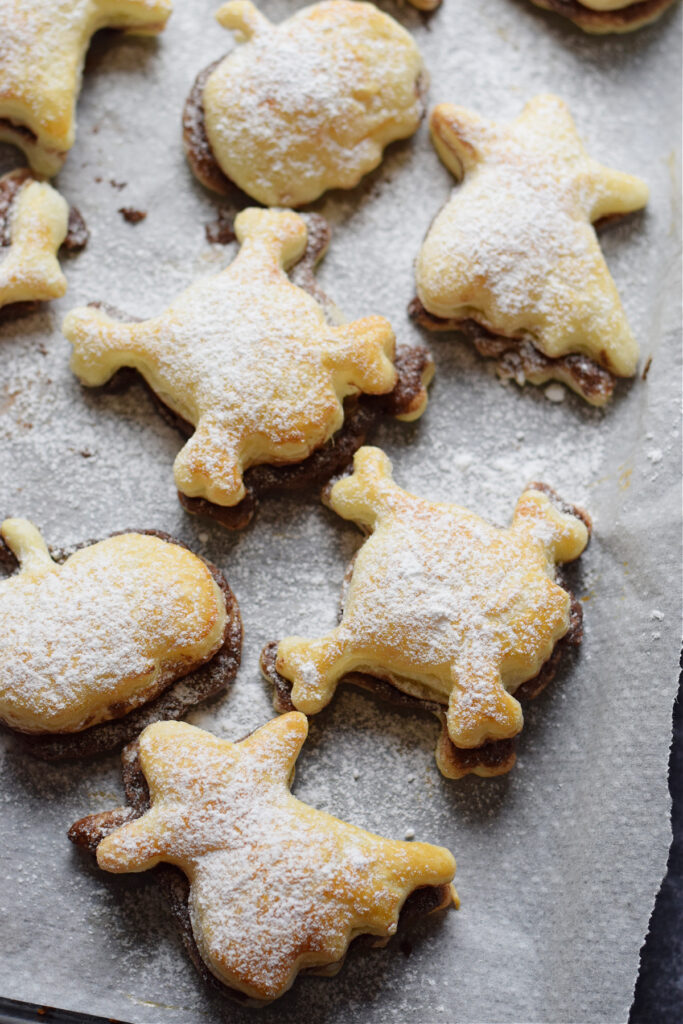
[629,663,683,1024]
[0,666,681,1024]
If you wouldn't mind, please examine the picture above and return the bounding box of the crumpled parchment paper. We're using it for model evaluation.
[0,1,680,1021]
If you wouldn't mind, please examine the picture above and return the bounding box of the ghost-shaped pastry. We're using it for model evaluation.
[70,713,457,1003]
[413,95,649,405]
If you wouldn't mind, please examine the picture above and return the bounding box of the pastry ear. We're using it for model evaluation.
[0,518,55,573]
[587,162,649,222]
[276,632,348,715]
[215,1,271,40]
[326,316,396,395]
[518,94,578,142]
[96,808,166,873]
[447,663,523,748]
[241,712,309,779]
[64,305,148,387]
[234,208,308,270]
[174,419,246,508]
[325,446,398,528]
[513,488,589,564]
[430,104,491,180]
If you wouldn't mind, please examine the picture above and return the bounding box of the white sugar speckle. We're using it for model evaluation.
[544,383,566,404]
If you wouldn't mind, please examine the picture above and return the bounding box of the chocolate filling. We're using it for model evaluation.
[205,208,236,245]
[0,529,242,760]
[118,207,146,224]
[262,483,591,778]
[0,169,31,244]
[533,0,675,30]
[68,733,453,1005]
[64,206,89,251]
[182,58,238,197]
[0,170,88,322]
[0,118,40,146]
[409,297,615,405]
[84,218,433,529]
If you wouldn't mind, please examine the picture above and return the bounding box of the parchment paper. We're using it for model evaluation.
[0,1,680,1021]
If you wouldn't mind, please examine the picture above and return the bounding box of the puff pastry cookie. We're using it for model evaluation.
[528,0,677,33]
[64,208,433,529]
[0,0,172,175]
[263,447,590,779]
[0,519,241,759]
[412,95,649,405]
[0,168,86,317]
[183,0,426,206]
[69,713,457,1004]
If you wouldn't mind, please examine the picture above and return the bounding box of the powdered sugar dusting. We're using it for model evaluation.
[0,175,68,301]
[65,209,396,507]
[277,449,588,746]
[417,96,646,375]
[0,0,171,163]
[0,531,223,733]
[203,0,424,206]
[98,717,454,999]
[0,0,679,1019]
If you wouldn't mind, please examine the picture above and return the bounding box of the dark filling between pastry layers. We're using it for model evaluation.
[0,118,68,171]
[182,58,238,197]
[0,530,242,760]
[0,119,40,146]
[533,0,675,30]
[262,483,591,778]
[0,170,88,321]
[409,297,615,405]
[68,736,453,1006]
[93,336,432,531]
